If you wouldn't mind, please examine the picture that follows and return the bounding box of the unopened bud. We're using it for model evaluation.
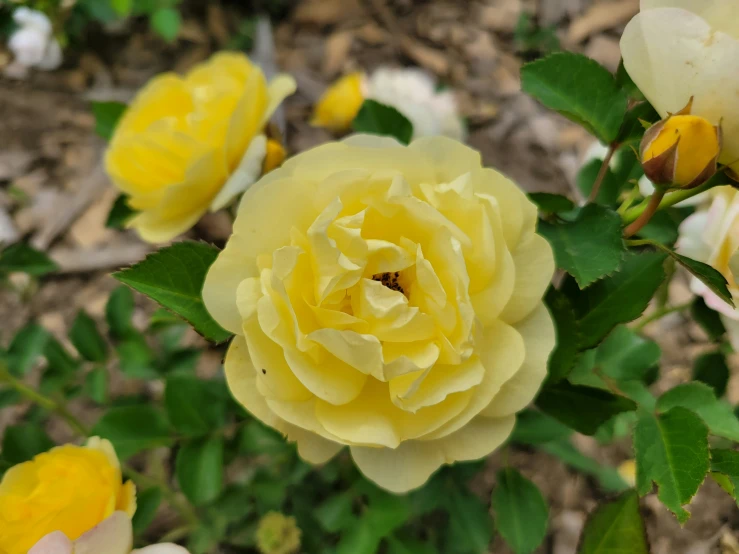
[256,511,301,554]
[311,72,366,132]
[640,103,721,189]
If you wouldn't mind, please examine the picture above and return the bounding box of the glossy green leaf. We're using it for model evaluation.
[92,405,172,460]
[691,297,726,342]
[315,491,355,533]
[445,488,495,554]
[657,382,739,441]
[113,242,231,343]
[578,491,649,554]
[634,407,709,523]
[352,100,413,145]
[529,193,575,213]
[541,440,628,492]
[150,8,181,42]
[85,367,108,404]
[617,101,660,146]
[539,204,625,288]
[176,436,224,505]
[544,287,580,383]
[510,409,572,445]
[7,322,49,377]
[165,375,227,436]
[492,468,548,554]
[577,158,622,206]
[710,449,739,506]
[616,60,646,102]
[0,242,57,276]
[44,338,80,376]
[105,194,138,229]
[106,285,136,339]
[522,52,628,143]
[693,351,729,398]
[69,311,108,363]
[536,381,637,435]
[116,336,157,379]
[132,487,162,535]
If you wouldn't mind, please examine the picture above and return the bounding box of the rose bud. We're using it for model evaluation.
[640,101,721,189]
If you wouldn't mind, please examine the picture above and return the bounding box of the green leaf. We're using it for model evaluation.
[92,405,172,460]
[691,297,726,342]
[0,389,22,409]
[544,287,580,383]
[69,311,108,363]
[105,194,138,230]
[692,351,729,398]
[238,420,289,456]
[91,101,127,141]
[577,491,649,554]
[386,536,436,554]
[617,101,660,146]
[111,0,132,16]
[336,518,380,554]
[634,407,709,523]
[352,100,413,145]
[165,375,227,436]
[116,336,157,379]
[492,468,548,554]
[540,440,628,492]
[521,52,629,143]
[44,338,80,376]
[616,60,646,102]
[176,436,224,505]
[657,382,739,441]
[1,423,54,464]
[150,8,181,42]
[642,242,734,308]
[132,487,162,535]
[106,286,136,340]
[637,210,681,247]
[85,367,109,404]
[510,409,572,445]
[113,242,231,343]
[539,204,625,288]
[315,491,355,533]
[445,488,495,554]
[7,323,49,376]
[568,251,667,349]
[536,381,637,435]
[710,449,739,506]
[529,193,575,213]
[0,242,57,276]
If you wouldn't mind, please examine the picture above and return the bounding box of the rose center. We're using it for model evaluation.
[371,272,406,295]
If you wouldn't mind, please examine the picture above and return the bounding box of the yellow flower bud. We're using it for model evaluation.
[311,72,366,132]
[263,138,287,174]
[0,437,135,554]
[640,109,721,189]
[256,511,301,554]
[617,459,637,488]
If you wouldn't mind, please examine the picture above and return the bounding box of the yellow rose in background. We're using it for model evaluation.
[0,437,135,554]
[105,52,296,243]
[203,135,555,493]
[621,0,739,176]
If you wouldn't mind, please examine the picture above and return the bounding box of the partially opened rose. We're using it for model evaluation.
[678,186,739,349]
[0,437,135,554]
[621,0,739,176]
[203,135,555,492]
[28,511,189,554]
[105,52,296,243]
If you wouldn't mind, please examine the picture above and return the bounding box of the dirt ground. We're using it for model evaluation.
[0,0,737,552]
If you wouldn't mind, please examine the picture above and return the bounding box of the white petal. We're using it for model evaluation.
[210,135,267,211]
[640,0,739,38]
[133,545,191,554]
[74,512,133,554]
[29,532,73,554]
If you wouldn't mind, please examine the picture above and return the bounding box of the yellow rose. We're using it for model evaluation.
[203,135,555,493]
[621,0,739,176]
[311,72,365,132]
[0,437,135,554]
[105,52,296,243]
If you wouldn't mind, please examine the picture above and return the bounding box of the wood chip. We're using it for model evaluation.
[479,0,522,32]
[206,2,230,46]
[584,35,622,72]
[294,0,363,26]
[399,37,449,75]
[322,31,354,77]
[51,242,151,274]
[567,0,639,44]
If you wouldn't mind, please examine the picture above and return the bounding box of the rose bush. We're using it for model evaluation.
[621,0,739,176]
[203,135,555,492]
[0,438,135,554]
[105,52,296,243]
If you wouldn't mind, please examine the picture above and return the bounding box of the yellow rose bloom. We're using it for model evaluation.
[311,72,365,132]
[621,0,739,176]
[105,52,296,243]
[203,135,555,493]
[0,437,135,554]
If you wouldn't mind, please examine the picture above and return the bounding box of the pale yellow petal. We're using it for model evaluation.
[260,74,298,129]
[640,0,739,38]
[210,135,267,212]
[283,347,367,405]
[482,303,555,417]
[133,546,191,554]
[409,135,482,183]
[73,512,133,554]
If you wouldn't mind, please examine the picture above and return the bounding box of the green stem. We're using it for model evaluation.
[616,183,641,216]
[622,180,713,224]
[0,363,90,436]
[624,189,665,237]
[633,301,692,332]
[588,144,617,203]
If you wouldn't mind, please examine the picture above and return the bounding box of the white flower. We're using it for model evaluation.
[364,67,466,141]
[677,186,739,349]
[6,7,62,78]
